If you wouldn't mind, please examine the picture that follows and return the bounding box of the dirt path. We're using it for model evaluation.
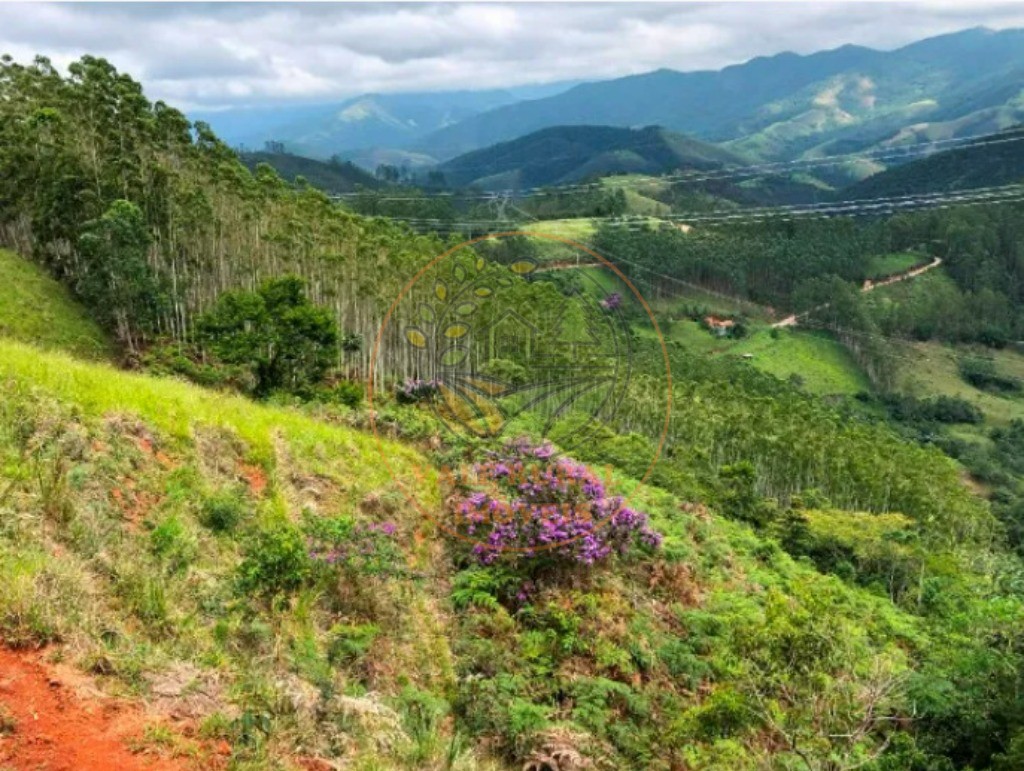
[772,256,943,329]
[533,260,602,272]
[0,648,201,771]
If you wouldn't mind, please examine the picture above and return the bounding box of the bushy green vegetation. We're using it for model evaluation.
[593,217,881,308]
[195,275,339,398]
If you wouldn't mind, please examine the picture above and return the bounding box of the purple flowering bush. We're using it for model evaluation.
[599,292,622,311]
[396,377,441,404]
[447,439,662,567]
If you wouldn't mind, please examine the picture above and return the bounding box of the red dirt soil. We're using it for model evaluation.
[0,648,199,770]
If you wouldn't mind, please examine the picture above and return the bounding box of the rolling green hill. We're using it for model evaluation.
[0,324,1013,771]
[0,248,112,360]
[438,125,744,190]
[839,125,1024,198]
[240,150,382,193]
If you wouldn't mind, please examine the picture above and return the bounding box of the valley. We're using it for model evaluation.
[2,15,1024,771]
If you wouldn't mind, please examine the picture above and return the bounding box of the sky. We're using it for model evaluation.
[3,2,1024,111]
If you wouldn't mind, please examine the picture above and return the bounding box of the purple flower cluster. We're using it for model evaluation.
[448,439,661,566]
[600,292,623,311]
[396,378,441,404]
[308,520,401,576]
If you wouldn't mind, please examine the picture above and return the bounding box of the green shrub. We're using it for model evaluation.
[959,357,1021,394]
[196,275,339,398]
[141,341,250,391]
[658,640,711,689]
[480,358,528,387]
[236,521,311,597]
[327,622,380,665]
[678,688,756,742]
[397,686,450,762]
[119,570,169,626]
[149,513,197,571]
[201,490,247,533]
[324,380,364,408]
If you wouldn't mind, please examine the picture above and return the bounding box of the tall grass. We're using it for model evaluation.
[0,338,433,499]
[0,249,112,360]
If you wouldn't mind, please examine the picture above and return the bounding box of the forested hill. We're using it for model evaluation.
[840,125,1024,199]
[437,124,744,190]
[239,150,382,194]
[0,54,444,376]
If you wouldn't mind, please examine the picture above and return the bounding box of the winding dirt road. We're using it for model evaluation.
[772,256,943,329]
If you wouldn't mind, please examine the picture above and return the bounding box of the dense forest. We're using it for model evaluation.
[0,54,456,382]
[593,205,1024,348]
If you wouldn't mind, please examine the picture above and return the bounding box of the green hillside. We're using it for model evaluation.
[240,150,382,194]
[6,51,1024,771]
[0,248,112,360]
[0,332,1016,771]
[438,125,744,190]
[839,125,1024,199]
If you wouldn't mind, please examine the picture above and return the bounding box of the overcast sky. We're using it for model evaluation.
[3,2,1024,110]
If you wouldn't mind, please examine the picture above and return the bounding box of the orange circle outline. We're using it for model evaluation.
[367,231,672,553]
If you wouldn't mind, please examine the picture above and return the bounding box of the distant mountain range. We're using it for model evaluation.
[198,26,1024,194]
[417,27,1024,170]
[193,81,580,162]
[437,125,742,190]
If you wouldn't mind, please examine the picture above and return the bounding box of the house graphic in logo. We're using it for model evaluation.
[485,309,538,362]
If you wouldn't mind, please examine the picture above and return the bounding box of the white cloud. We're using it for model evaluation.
[1,2,1023,110]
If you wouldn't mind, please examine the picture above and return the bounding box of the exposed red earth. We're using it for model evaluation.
[0,647,215,771]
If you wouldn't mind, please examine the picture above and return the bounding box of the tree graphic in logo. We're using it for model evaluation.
[399,247,630,447]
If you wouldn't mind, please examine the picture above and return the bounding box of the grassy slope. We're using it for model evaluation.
[650,322,868,395]
[864,268,1024,427]
[0,248,113,360]
[0,338,459,768]
[0,337,932,770]
[893,340,1024,426]
[865,252,926,280]
[566,263,868,396]
[731,328,871,394]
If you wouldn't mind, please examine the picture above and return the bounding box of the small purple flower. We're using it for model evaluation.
[600,292,622,311]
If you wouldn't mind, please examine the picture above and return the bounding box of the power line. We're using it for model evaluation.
[333,128,1024,203]
[393,185,1024,233]
[395,184,1024,229]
